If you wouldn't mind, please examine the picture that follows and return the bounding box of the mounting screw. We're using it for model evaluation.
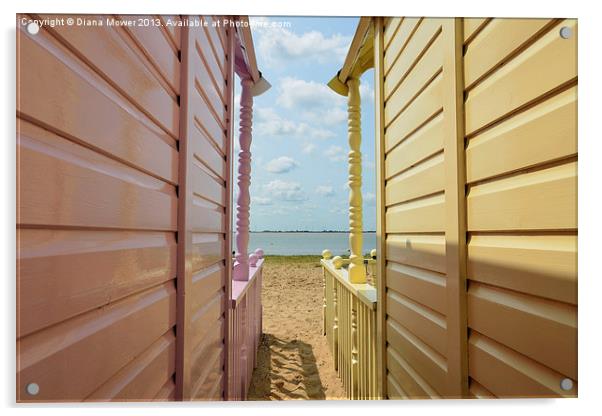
[26,382,40,396]
[560,378,573,391]
[26,22,40,35]
[559,26,572,39]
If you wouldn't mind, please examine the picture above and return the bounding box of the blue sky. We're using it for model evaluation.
[234,16,375,231]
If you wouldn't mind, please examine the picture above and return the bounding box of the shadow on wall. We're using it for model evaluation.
[248,333,326,400]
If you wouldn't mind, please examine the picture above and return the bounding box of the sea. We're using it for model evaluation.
[242,232,377,256]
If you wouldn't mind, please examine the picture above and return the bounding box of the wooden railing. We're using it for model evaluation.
[322,251,379,400]
[228,254,263,400]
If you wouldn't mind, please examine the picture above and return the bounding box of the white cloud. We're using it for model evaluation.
[315,185,335,197]
[273,77,375,131]
[252,196,273,206]
[360,83,375,105]
[265,156,299,173]
[302,142,316,155]
[365,192,376,205]
[250,17,352,67]
[277,77,345,110]
[362,154,376,170]
[325,145,346,162]
[264,179,307,201]
[254,107,335,140]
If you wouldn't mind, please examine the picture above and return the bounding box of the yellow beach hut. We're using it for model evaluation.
[324,17,577,399]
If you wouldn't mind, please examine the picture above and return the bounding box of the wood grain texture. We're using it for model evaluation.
[175,21,231,401]
[39,14,179,138]
[467,161,577,231]
[464,17,578,398]
[468,282,577,379]
[17,282,176,401]
[468,331,577,397]
[17,30,178,184]
[468,234,577,304]
[466,86,577,183]
[464,18,553,89]
[465,19,577,135]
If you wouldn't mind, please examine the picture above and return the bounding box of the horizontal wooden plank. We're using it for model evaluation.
[387,347,440,399]
[387,290,447,357]
[40,14,179,137]
[386,234,446,275]
[463,18,490,44]
[153,377,176,401]
[386,152,445,205]
[384,17,402,50]
[189,122,227,180]
[464,18,553,89]
[158,15,181,51]
[17,282,176,401]
[87,330,176,400]
[189,317,225,397]
[385,66,443,129]
[189,203,225,233]
[468,282,576,379]
[386,318,447,395]
[385,19,443,101]
[466,86,577,183]
[385,111,443,171]
[191,44,227,125]
[191,159,226,206]
[386,193,445,233]
[386,261,447,315]
[122,16,181,94]
[385,72,443,146]
[17,32,178,184]
[17,228,176,337]
[201,17,227,73]
[386,373,406,400]
[189,292,225,354]
[384,17,421,73]
[188,81,227,153]
[468,234,577,304]
[468,331,576,398]
[192,25,227,99]
[469,379,496,398]
[17,123,177,231]
[211,16,228,52]
[192,349,224,400]
[190,263,225,311]
[190,233,225,274]
[467,161,577,231]
[465,19,577,135]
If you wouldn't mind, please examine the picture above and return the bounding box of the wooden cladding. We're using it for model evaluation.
[377,17,577,399]
[16,15,234,402]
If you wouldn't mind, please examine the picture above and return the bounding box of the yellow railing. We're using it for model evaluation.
[321,251,379,400]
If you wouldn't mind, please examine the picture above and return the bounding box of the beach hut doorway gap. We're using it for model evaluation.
[228,19,271,401]
[321,17,380,400]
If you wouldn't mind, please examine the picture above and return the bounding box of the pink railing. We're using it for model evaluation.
[228,254,263,400]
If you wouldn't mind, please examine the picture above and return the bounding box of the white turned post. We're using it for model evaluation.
[346,77,366,284]
[233,78,254,281]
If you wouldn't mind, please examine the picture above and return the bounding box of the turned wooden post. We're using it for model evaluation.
[332,284,339,371]
[351,299,359,399]
[233,78,254,281]
[346,77,366,283]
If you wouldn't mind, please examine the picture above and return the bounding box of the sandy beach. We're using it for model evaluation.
[247,256,346,400]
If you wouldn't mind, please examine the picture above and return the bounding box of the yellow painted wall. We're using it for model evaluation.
[377,17,577,399]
